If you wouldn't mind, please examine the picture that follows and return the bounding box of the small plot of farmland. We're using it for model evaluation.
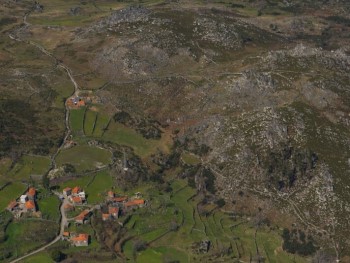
[56,145,112,173]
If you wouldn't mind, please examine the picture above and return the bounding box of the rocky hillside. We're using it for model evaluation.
[2,0,350,261]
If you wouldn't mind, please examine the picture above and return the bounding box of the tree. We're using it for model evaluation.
[50,250,65,262]
[215,198,226,208]
[64,163,76,174]
[42,175,50,189]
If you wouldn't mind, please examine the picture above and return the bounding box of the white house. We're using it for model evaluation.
[77,191,86,199]
[20,195,28,204]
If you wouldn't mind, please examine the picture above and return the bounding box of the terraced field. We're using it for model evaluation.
[121,180,307,263]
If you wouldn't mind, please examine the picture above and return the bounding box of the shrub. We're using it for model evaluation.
[215,198,226,208]
[50,250,65,262]
[282,228,317,256]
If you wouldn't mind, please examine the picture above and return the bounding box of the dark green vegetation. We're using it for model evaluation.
[263,146,318,190]
[282,228,317,256]
[1,0,350,262]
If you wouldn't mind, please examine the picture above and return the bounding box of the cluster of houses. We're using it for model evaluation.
[63,186,86,205]
[58,188,146,247]
[7,187,39,217]
[62,210,92,246]
[60,186,92,247]
[67,96,86,108]
[101,191,145,222]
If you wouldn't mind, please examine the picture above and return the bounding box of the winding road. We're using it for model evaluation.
[11,197,69,263]
[8,8,81,263]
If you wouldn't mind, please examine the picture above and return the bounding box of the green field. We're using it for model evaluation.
[8,155,51,180]
[0,182,26,211]
[56,145,112,173]
[136,246,188,263]
[181,152,201,165]
[0,220,58,261]
[37,194,60,221]
[21,251,54,263]
[69,108,86,134]
[102,123,164,157]
[0,155,50,210]
[52,78,75,109]
[83,109,97,136]
[93,113,110,137]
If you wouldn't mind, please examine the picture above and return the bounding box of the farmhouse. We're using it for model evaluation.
[124,199,145,209]
[112,196,128,203]
[108,206,119,219]
[68,186,86,204]
[25,200,36,212]
[71,186,86,199]
[71,233,89,247]
[72,186,81,194]
[7,200,18,212]
[102,213,111,221]
[27,187,36,200]
[20,195,28,204]
[63,187,72,196]
[75,210,91,224]
[63,231,70,240]
[107,191,115,199]
[71,196,84,205]
[67,96,86,109]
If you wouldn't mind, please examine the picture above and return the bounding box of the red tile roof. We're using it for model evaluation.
[113,196,128,202]
[102,213,110,220]
[7,200,17,210]
[25,200,35,210]
[63,231,70,237]
[124,199,145,207]
[108,191,114,198]
[72,196,82,203]
[63,187,72,192]
[27,187,36,197]
[75,210,90,220]
[77,100,85,107]
[108,207,119,214]
[71,233,89,242]
[72,186,81,194]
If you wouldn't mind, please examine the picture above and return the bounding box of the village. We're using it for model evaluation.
[6,185,145,247]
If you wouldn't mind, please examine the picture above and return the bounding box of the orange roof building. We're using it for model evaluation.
[7,200,18,211]
[77,100,85,107]
[113,196,128,203]
[72,186,81,194]
[25,200,36,211]
[71,233,89,246]
[68,97,86,109]
[75,210,90,224]
[108,207,119,217]
[71,196,83,204]
[27,187,36,199]
[124,199,145,208]
[102,213,110,221]
[63,231,70,237]
[63,187,72,196]
[107,191,115,198]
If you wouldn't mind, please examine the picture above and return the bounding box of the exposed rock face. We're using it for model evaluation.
[102,6,151,26]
